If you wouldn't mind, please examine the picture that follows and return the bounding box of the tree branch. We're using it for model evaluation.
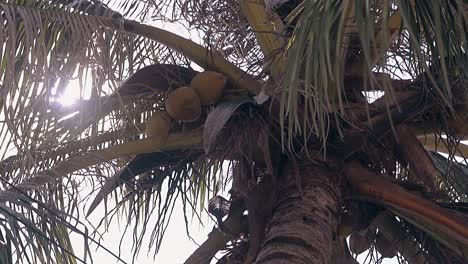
[394,124,437,191]
[344,160,468,257]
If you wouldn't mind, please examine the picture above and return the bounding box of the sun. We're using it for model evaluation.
[55,78,92,107]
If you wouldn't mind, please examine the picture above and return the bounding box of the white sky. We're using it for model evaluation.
[76,198,213,264]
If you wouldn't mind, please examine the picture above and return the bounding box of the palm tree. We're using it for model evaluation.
[0,0,467,263]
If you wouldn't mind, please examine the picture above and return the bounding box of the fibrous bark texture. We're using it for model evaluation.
[255,162,341,264]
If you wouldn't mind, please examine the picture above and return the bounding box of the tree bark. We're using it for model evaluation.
[255,161,341,264]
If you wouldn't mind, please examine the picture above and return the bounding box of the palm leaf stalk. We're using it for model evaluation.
[344,160,468,256]
[14,129,203,191]
[239,0,286,80]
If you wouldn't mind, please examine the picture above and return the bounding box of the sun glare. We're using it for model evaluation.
[56,78,92,107]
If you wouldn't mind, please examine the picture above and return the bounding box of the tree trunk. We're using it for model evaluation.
[255,161,342,264]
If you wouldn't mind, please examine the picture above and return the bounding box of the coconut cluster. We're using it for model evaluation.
[145,71,227,145]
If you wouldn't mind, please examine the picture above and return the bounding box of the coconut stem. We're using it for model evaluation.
[15,130,203,191]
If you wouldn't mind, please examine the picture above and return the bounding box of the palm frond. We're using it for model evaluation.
[0,2,248,262]
[0,2,188,169]
[86,149,203,216]
[281,0,468,150]
[0,0,259,188]
[430,151,468,202]
[86,154,231,260]
[280,0,354,151]
[0,184,126,264]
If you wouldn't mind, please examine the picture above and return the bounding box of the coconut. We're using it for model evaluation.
[190,71,227,105]
[165,86,201,122]
[375,233,396,258]
[145,111,172,146]
[349,233,371,255]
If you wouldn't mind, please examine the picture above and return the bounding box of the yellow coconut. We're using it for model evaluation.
[190,71,227,105]
[165,86,201,122]
[349,233,371,255]
[375,233,396,258]
[145,111,172,146]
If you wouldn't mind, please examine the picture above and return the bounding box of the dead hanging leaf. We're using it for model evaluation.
[86,152,171,217]
[204,99,253,154]
[116,64,197,96]
[86,150,202,217]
